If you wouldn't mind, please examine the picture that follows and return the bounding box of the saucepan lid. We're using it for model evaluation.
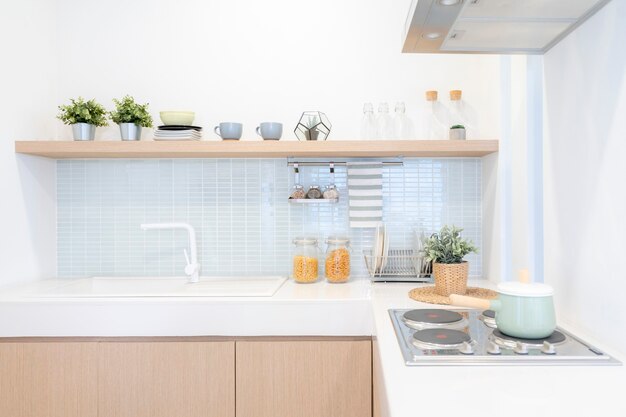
[497,281,554,297]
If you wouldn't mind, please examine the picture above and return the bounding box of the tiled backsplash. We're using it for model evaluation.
[57,158,482,279]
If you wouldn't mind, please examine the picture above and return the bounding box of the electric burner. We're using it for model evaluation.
[479,309,497,328]
[490,329,566,348]
[412,329,474,353]
[402,309,467,330]
[389,309,620,365]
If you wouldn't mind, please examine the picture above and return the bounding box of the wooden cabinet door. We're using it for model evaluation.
[0,342,98,417]
[98,341,235,417]
[236,339,372,417]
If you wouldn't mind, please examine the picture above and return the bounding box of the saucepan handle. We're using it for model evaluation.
[449,294,492,310]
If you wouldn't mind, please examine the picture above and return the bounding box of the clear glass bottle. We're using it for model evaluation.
[360,102,377,140]
[425,91,447,140]
[324,237,351,283]
[292,237,320,283]
[393,102,415,139]
[376,102,394,139]
[448,90,467,136]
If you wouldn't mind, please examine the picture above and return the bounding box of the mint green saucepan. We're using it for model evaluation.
[450,282,556,339]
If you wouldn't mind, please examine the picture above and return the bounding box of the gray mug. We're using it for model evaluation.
[214,122,243,140]
[256,122,283,140]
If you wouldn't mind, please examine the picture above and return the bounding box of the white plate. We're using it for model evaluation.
[153,137,201,141]
[154,131,201,136]
[154,133,202,138]
[381,225,390,271]
[373,223,383,273]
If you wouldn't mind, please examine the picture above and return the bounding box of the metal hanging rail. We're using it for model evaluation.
[287,159,403,167]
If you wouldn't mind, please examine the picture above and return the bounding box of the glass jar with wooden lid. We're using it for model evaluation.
[292,237,320,283]
[324,237,351,283]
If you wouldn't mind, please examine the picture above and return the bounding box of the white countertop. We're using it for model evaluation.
[369,282,626,417]
[1,277,625,417]
[0,278,372,337]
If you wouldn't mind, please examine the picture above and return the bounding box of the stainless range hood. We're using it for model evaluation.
[402,0,612,54]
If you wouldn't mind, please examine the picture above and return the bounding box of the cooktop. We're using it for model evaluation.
[390,308,621,366]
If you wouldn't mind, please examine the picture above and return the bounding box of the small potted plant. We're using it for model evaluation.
[109,95,153,141]
[304,115,320,141]
[424,225,477,296]
[57,97,108,141]
[294,111,331,141]
[449,124,466,140]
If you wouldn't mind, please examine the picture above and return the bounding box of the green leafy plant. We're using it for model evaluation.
[424,225,477,264]
[305,115,320,129]
[57,97,108,127]
[109,95,153,128]
[450,124,465,129]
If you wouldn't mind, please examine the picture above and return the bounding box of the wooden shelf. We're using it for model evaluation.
[14,140,498,159]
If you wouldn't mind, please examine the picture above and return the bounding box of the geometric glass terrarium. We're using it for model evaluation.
[294,111,332,141]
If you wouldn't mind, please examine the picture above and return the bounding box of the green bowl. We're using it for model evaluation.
[160,111,195,126]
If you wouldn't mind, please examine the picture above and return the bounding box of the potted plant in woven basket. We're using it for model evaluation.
[424,225,477,296]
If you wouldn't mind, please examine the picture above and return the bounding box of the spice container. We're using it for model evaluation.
[324,237,351,283]
[289,163,307,199]
[306,185,323,199]
[290,184,306,199]
[292,237,320,283]
[323,184,339,199]
[323,163,340,199]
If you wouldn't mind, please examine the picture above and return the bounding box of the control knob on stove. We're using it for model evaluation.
[541,341,557,355]
[514,342,529,355]
[458,341,474,355]
[486,340,501,355]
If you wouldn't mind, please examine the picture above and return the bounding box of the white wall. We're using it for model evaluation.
[53,0,502,282]
[484,54,535,284]
[544,0,626,357]
[509,56,532,279]
[53,0,501,141]
[1,0,503,285]
[0,0,58,286]
[481,152,500,282]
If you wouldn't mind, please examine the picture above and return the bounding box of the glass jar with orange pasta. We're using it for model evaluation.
[292,237,320,283]
[324,237,351,283]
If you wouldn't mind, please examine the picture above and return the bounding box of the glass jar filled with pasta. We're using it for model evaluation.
[324,237,351,283]
[292,237,320,283]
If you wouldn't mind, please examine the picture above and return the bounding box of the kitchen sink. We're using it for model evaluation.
[34,276,287,298]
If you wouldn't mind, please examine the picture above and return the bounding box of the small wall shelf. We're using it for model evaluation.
[14,139,498,159]
[288,198,339,204]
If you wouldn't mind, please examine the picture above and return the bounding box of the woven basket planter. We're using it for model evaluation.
[433,262,469,296]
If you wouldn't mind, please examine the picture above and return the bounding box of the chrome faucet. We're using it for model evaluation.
[140,222,200,283]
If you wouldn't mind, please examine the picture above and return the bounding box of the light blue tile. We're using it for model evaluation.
[57,158,483,278]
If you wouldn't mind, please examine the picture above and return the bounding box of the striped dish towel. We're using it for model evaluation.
[347,162,383,228]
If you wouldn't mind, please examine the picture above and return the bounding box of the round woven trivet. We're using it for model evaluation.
[409,286,498,305]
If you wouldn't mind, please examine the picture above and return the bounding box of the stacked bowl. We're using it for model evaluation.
[154,111,202,140]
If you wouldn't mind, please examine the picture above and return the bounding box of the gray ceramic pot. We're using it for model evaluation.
[119,123,142,141]
[449,127,466,140]
[72,123,96,141]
